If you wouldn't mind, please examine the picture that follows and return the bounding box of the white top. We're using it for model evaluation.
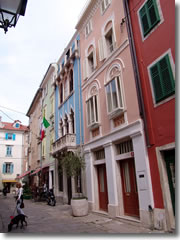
[17,187,23,200]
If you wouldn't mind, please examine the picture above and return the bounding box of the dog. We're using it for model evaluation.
[8,214,28,232]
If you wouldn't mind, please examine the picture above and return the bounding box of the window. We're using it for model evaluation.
[5,133,16,140]
[50,96,54,115]
[59,83,63,104]
[64,78,69,99]
[94,149,105,160]
[98,20,116,61]
[116,139,133,155]
[105,76,124,114]
[2,162,14,174]
[105,28,115,55]
[64,114,69,134]
[15,123,20,128]
[6,145,12,156]
[87,95,98,126]
[139,0,160,37]
[59,119,64,137]
[150,54,175,103]
[50,133,54,152]
[101,0,111,14]
[70,110,75,134]
[69,70,74,93]
[83,45,97,80]
[88,52,94,73]
[85,19,92,38]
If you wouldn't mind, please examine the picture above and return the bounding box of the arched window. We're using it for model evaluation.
[64,114,69,134]
[70,109,75,134]
[105,65,124,114]
[59,118,64,137]
[98,18,116,61]
[69,69,74,93]
[59,83,63,104]
[83,44,97,80]
[64,77,68,100]
[86,83,99,127]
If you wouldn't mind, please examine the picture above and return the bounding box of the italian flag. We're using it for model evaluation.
[40,117,50,141]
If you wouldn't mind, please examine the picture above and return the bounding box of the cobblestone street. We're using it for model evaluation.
[0,194,166,235]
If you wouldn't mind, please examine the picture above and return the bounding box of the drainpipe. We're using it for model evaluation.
[122,0,150,147]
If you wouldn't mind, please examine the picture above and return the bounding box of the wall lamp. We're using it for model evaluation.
[0,0,28,33]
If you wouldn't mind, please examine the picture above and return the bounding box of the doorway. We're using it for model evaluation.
[120,158,139,217]
[97,164,108,211]
[164,149,175,215]
[67,176,72,205]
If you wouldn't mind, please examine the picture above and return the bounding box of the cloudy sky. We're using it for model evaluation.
[0,0,87,126]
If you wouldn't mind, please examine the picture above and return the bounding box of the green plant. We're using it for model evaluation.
[61,151,85,194]
[61,151,85,178]
[23,184,32,199]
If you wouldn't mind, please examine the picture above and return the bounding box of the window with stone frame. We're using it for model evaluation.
[105,66,124,115]
[86,86,99,127]
[98,20,116,61]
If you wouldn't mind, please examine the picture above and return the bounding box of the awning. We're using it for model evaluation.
[30,168,41,176]
[18,170,31,179]
[2,180,17,183]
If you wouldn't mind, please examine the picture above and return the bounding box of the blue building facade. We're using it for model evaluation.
[52,32,84,204]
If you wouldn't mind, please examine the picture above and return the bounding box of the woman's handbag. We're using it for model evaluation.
[20,202,24,208]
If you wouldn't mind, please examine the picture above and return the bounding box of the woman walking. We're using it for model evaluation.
[16,183,24,215]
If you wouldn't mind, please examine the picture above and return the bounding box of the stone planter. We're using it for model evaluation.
[71,198,88,217]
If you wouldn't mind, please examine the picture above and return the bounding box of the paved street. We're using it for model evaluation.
[0,194,164,234]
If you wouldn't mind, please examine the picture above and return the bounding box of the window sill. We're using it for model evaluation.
[108,108,124,120]
[88,122,100,130]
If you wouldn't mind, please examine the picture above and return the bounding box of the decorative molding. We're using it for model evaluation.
[82,39,129,91]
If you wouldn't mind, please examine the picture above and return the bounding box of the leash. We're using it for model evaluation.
[10,205,17,219]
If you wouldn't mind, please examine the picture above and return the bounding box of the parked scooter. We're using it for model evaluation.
[46,188,56,206]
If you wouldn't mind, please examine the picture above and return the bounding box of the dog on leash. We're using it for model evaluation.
[8,214,28,232]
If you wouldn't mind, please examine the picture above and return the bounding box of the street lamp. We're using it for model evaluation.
[0,0,28,33]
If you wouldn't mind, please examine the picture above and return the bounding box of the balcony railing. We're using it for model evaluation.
[52,133,76,155]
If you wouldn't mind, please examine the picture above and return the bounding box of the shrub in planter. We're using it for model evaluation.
[61,151,88,216]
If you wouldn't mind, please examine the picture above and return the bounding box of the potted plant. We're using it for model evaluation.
[61,151,88,217]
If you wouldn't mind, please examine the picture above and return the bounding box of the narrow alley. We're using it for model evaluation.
[0,194,163,234]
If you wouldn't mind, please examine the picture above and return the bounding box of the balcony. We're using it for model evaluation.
[52,134,76,155]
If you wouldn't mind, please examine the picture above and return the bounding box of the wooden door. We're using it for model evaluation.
[97,164,108,211]
[120,158,139,217]
[164,150,175,215]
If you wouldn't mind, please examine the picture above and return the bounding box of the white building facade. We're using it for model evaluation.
[0,117,28,193]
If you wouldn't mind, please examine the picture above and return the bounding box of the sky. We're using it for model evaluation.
[0,0,88,126]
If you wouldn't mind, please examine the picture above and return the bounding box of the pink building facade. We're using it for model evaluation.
[76,0,154,227]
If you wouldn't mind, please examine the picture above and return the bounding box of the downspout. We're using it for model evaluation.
[122,0,150,147]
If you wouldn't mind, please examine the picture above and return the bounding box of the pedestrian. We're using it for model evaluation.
[2,185,8,197]
[16,183,24,215]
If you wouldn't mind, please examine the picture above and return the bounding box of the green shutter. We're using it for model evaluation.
[140,0,160,37]
[147,0,160,27]
[140,5,150,36]
[150,54,175,103]
[159,55,175,97]
[150,64,163,102]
